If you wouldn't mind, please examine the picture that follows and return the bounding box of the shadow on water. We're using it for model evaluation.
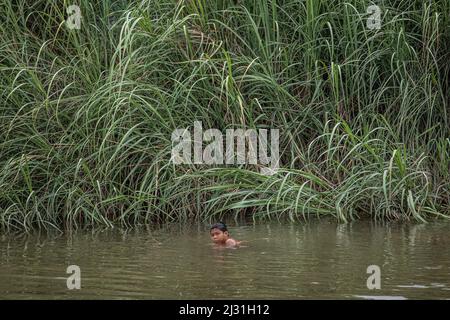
[1,219,450,299]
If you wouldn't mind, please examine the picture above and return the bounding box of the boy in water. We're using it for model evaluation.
[210,222,241,248]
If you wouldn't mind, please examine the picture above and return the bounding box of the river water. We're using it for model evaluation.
[1,220,449,299]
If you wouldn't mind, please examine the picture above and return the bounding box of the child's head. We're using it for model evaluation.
[210,222,230,244]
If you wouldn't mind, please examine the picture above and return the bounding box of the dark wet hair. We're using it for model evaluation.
[210,222,228,232]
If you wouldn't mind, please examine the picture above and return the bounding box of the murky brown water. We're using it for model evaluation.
[1,220,449,299]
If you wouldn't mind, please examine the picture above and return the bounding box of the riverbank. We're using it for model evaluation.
[1,0,449,231]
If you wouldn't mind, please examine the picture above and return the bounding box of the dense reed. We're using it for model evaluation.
[0,0,449,231]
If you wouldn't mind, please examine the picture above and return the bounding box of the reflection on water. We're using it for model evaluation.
[353,295,407,300]
[1,220,450,299]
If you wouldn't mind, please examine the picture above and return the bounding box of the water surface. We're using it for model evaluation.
[1,220,449,299]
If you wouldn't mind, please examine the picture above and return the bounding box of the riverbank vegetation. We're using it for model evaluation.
[1,0,449,231]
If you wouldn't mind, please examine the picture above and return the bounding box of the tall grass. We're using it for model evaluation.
[0,0,449,231]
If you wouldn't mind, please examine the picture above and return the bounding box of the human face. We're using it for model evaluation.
[210,228,229,244]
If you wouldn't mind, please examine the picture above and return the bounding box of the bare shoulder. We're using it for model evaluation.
[225,238,239,247]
